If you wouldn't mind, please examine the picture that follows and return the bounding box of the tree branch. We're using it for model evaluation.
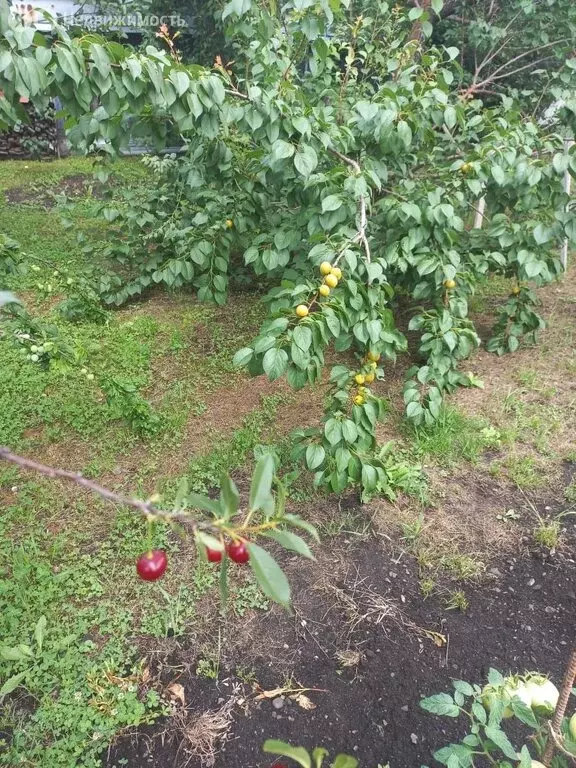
[0,446,214,528]
[224,86,250,101]
[329,148,371,271]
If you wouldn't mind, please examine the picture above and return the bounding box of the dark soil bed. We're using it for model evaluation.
[4,174,105,207]
[106,497,576,768]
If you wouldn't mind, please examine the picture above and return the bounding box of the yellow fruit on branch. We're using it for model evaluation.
[354,395,364,405]
[512,285,521,295]
[295,304,309,318]
[365,372,375,383]
[319,284,330,297]
[367,351,380,362]
[444,279,456,289]
[320,261,333,275]
[461,162,472,173]
[368,360,377,370]
[354,374,365,385]
[324,274,338,288]
[331,266,342,279]
[225,219,234,229]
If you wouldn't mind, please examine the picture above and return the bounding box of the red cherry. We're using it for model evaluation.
[136,550,168,581]
[227,540,249,564]
[206,546,223,563]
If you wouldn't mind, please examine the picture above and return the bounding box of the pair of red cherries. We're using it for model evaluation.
[136,540,250,581]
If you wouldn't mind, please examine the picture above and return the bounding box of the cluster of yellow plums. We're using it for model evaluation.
[295,261,343,318]
[352,351,380,405]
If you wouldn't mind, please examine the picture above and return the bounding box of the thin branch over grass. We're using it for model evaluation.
[0,446,212,529]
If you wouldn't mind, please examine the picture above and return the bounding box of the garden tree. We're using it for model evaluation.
[1,0,576,499]
[429,0,576,103]
[91,0,229,65]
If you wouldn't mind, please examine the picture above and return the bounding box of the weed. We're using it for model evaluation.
[502,456,544,489]
[401,514,425,547]
[440,554,486,581]
[408,407,495,464]
[565,479,576,503]
[235,665,258,685]
[196,656,220,680]
[533,518,561,549]
[232,581,270,617]
[444,590,469,612]
[318,508,371,538]
[419,578,436,598]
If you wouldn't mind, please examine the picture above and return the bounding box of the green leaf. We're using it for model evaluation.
[247,542,291,607]
[518,745,532,768]
[173,477,189,511]
[0,671,27,697]
[552,152,569,174]
[249,454,275,513]
[188,493,222,515]
[263,740,311,768]
[487,668,504,686]
[533,223,551,244]
[272,139,295,161]
[397,120,412,147]
[331,757,359,768]
[484,726,518,760]
[294,144,318,177]
[0,645,30,662]
[220,473,240,517]
[265,529,315,559]
[492,166,505,185]
[341,420,358,444]
[321,194,342,213]
[263,348,288,381]
[34,616,46,653]
[510,698,537,728]
[431,0,444,12]
[324,418,343,446]
[170,70,190,97]
[55,46,82,85]
[293,325,312,352]
[283,513,320,542]
[452,680,474,697]
[420,693,460,717]
[472,700,487,725]
[196,530,225,552]
[444,106,457,130]
[306,444,326,470]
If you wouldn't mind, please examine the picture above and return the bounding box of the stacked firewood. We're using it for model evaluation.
[0,103,58,159]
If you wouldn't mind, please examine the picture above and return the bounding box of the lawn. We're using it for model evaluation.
[1,158,575,768]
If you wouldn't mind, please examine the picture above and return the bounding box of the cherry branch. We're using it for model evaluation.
[0,446,211,529]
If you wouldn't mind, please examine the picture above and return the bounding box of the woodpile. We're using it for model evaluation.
[0,103,59,159]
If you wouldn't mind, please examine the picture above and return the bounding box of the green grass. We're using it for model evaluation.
[0,158,280,765]
[407,406,499,464]
[0,156,147,193]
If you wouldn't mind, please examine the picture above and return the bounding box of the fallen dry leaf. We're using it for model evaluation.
[167,682,186,707]
[255,687,287,700]
[291,693,316,710]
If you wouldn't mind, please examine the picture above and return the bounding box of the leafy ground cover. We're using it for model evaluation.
[0,160,575,767]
